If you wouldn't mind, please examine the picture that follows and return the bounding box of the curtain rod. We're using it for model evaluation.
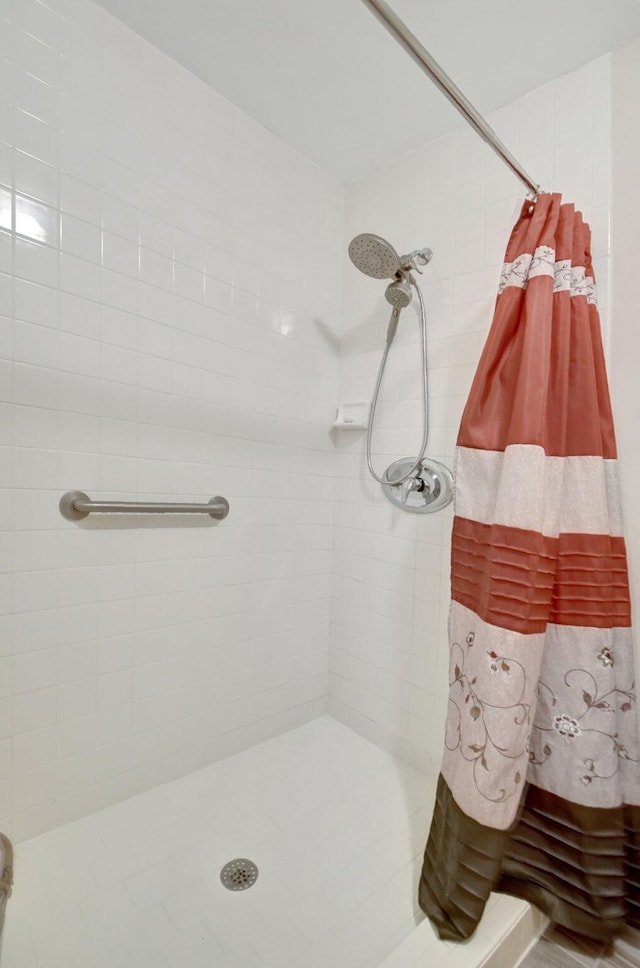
[360,0,541,196]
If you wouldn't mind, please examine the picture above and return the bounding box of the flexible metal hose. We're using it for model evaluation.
[366,275,429,485]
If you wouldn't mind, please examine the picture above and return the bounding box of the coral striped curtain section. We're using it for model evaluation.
[419,193,640,942]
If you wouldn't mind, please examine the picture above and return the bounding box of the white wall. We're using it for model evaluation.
[611,38,640,672]
[331,56,612,769]
[0,0,343,840]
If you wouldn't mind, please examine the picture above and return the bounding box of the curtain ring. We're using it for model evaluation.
[527,187,542,214]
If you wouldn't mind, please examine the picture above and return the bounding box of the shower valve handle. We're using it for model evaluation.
[400,473,427,504]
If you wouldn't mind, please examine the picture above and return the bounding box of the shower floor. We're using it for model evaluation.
[2,716,537,968]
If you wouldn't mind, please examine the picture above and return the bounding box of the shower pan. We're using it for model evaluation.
[348,233,453,513]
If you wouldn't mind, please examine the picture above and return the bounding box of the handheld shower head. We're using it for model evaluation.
[348,233,402,280]
[385,278,412,310]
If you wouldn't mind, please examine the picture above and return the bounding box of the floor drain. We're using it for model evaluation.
[220,858,259,891]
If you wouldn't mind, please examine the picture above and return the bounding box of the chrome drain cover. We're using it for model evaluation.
[220,858,259,891]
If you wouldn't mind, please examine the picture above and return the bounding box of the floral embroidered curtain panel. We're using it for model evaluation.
[419,193,640,942]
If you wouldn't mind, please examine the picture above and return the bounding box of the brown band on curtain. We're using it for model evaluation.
[420,775,640,942]
[497,785,640,940]
[419,774,509,941]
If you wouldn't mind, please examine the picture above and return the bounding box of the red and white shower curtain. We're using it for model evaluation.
[419,192,640,941]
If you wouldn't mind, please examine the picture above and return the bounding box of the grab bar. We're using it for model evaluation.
[59,490,230,521]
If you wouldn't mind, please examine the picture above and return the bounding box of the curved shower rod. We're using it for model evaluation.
[360,0,541,197]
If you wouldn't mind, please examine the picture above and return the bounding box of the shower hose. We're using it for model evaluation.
[366,274,430,486]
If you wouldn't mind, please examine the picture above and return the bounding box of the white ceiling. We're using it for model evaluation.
[94,0,640,183]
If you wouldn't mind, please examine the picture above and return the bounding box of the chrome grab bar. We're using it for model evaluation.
[59,491,229,521]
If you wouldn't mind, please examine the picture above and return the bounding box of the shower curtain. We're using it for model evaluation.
[419,192,640,942]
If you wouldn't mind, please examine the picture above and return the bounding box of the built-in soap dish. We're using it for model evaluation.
[332,401,368,429]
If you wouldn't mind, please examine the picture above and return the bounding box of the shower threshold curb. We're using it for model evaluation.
[376,897,548,968]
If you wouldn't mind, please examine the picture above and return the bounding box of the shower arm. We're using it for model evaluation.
[360,0,541,197]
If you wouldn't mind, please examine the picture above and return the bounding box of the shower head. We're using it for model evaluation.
[348,233,402,280]
[385,278,412,309]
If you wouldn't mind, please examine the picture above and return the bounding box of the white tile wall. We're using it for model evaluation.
[0,0,344,840]
[331,55,613,769]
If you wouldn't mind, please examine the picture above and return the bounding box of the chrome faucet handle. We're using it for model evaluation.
[400,472,426,505]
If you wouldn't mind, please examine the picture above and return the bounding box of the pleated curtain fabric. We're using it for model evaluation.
[419,192,640,942]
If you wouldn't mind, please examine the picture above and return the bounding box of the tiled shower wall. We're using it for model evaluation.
[0,0,344,840]
[331,55,612,769]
